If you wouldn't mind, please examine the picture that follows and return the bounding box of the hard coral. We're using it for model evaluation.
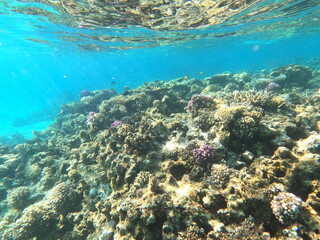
[264,82,281,92]
[12,203,56,240]
[193,144,217,167]
[6,182,82,240]
[270,191,302,225]
[232,116,258,140]
[187,94,215,117]
[231,90,273,108]
[8,186,33,210]
[80,89,93,98]
[271,64,313,88]
[111,120,123,128]
[86,111,96,126]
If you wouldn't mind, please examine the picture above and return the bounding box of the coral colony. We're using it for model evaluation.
[264,82,281,92]
[80,89,93,98]
[187,94,214,112]
[111,120,123,127]
[271,192,303,225]
[86,111,96,125]
[193,144,217,167]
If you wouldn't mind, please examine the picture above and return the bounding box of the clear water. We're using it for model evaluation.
[0,0,319,142]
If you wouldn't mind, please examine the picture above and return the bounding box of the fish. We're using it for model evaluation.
[111,81,117,85]
[58,109,71,118]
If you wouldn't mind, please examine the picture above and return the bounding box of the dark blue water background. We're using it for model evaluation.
[0,1,319,139]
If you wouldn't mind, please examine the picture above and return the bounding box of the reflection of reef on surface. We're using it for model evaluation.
[0,64,320,239]
[7,0,320,50]
[16,0,257,30]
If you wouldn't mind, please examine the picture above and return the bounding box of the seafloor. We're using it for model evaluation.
[0,64,319,240]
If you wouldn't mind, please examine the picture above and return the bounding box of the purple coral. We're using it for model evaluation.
[270,192,302,225]
[111,120,123,127]
[187,95,215,114]
[193,144,217,167]
[264,82,280,92]
[86,112,96,125]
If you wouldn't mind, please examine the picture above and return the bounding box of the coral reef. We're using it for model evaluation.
[0,64,319,239]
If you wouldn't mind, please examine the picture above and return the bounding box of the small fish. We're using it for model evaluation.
[184,76,190,80]
[199,72,203,75]
[111,81,117,85]
[58,109,71,118]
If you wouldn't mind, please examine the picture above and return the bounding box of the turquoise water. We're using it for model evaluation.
[1,1,320,239]
[0,0,319,141]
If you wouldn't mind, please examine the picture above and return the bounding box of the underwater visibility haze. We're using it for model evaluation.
[0,0,320,239]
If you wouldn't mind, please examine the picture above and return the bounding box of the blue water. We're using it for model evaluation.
[0,0,319,141]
